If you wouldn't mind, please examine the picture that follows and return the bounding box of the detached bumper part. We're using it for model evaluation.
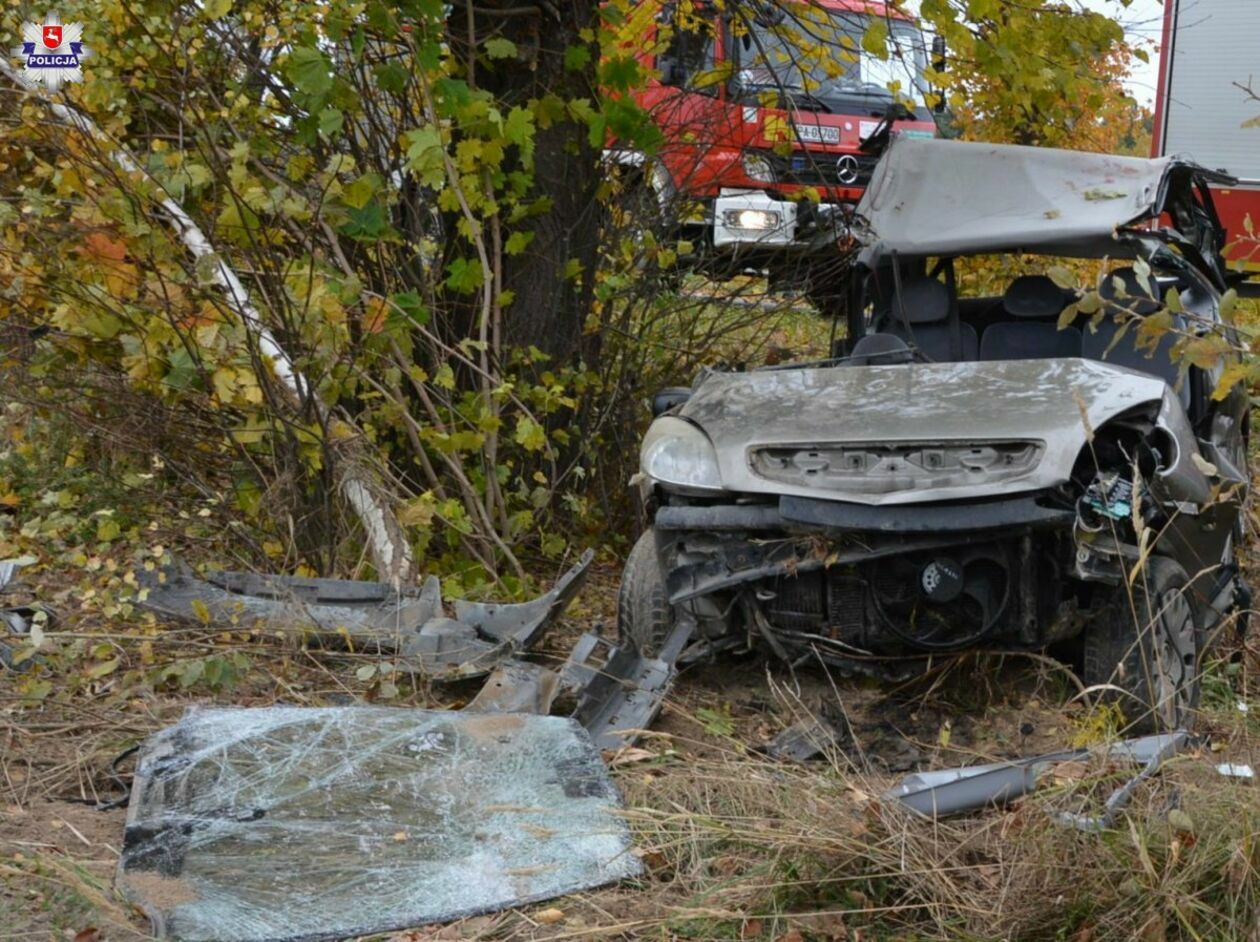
[141,550,594,682]
[561,617,695,750]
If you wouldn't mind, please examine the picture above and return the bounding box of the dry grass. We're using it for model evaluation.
[4,588,1257,942]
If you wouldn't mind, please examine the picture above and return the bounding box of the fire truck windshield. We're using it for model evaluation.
[739,11,929,110]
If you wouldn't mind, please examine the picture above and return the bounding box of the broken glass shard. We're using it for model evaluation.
[117,705,640,942]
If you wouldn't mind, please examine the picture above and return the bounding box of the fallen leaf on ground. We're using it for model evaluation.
[605,746,656,766]
[534,907,565,925]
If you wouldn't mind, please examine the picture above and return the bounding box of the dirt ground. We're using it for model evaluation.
[2,561,1258,942]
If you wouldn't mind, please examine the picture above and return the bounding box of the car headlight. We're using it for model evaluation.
[742,152,776,183]
[640,416,724,493]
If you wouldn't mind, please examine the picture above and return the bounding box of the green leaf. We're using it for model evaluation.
[203,0,233,19]
[285,46,333,98]
[599,55,641,91]
[339,201,395,242]
[405,126,447,188]
[163,348,199,391]
[178,658,204,689]
[318,107,344,137]
[484,37,517,59]
[505,231,534,255]
[86,657,120,679]
[514,417,547,452]
[375,61,409,94]
[696,705,736,738]
[389,290,429,326]
[564,44,591,71]
[342,173,382,209]
[444,257,485,293]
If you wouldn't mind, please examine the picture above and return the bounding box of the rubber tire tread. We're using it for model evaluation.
[1081,555,1200,733]
[617,529,673,658]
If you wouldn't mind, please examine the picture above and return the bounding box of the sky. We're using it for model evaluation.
[1079,0,1166,106]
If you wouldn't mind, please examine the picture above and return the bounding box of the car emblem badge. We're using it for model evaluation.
[836,155,860,184]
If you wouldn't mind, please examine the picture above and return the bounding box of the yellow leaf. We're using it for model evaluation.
[190,598,212,625]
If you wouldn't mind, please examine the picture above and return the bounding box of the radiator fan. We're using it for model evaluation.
[869,547,1010,650]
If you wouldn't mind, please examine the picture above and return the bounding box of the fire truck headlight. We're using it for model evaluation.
[723,208,782,231]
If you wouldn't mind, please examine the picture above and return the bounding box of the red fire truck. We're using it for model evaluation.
[1153,0,1260,268]
[611,0,943,308]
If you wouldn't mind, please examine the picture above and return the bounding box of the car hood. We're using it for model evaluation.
[676,358,1169,505]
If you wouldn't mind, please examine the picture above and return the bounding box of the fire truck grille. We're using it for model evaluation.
[775,151,880,189]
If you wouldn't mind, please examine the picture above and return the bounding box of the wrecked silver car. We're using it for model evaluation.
[622,138,1250,731]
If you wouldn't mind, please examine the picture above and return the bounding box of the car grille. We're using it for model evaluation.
[750,441,1042,494]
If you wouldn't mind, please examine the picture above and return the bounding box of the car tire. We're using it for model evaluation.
[616,529,673,658]
[1082,556,1201,732]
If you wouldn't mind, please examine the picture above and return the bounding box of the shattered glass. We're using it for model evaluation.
[118,706,641,942]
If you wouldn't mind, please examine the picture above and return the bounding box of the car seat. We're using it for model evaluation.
[879,276,978,361]
[979,274,1081,361]
[847,332,914,365]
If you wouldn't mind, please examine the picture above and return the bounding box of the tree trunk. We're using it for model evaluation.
[447,0,603,366]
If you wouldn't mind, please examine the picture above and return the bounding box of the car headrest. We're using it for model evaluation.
[1099,267,1162,317]
[888,277,952,324]
[849,332,913,365]
[1003,275,1074,319]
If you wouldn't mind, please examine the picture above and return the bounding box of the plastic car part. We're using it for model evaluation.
[1055,730,1190,832]
[117,706,641,942]
[885,731,1189,826]
[760,713,847,762]
[466,661,561,714]
[140,550,593,682]
[562,616,695,751]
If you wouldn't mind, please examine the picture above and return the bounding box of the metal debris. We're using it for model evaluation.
[760,713,847,762]
[886,760,1042,817]
[1216,762,1255,779]
[117,706,641,942]
[886,731,1190,827]
[1056,731,1190,831]
[562,618,694,751]
[140,550,593,681]
[467,662,560,714]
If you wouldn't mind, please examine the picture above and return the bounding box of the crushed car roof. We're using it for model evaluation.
[854,137,1227,263]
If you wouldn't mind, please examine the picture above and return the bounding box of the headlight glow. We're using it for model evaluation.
[724,209,782,231]
[640,416,724,493]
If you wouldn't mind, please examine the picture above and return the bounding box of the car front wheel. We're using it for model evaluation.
[616,529,673,658]
[1082,556,1200,732]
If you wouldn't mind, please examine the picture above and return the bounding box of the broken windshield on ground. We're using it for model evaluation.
[117,707,641,942]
